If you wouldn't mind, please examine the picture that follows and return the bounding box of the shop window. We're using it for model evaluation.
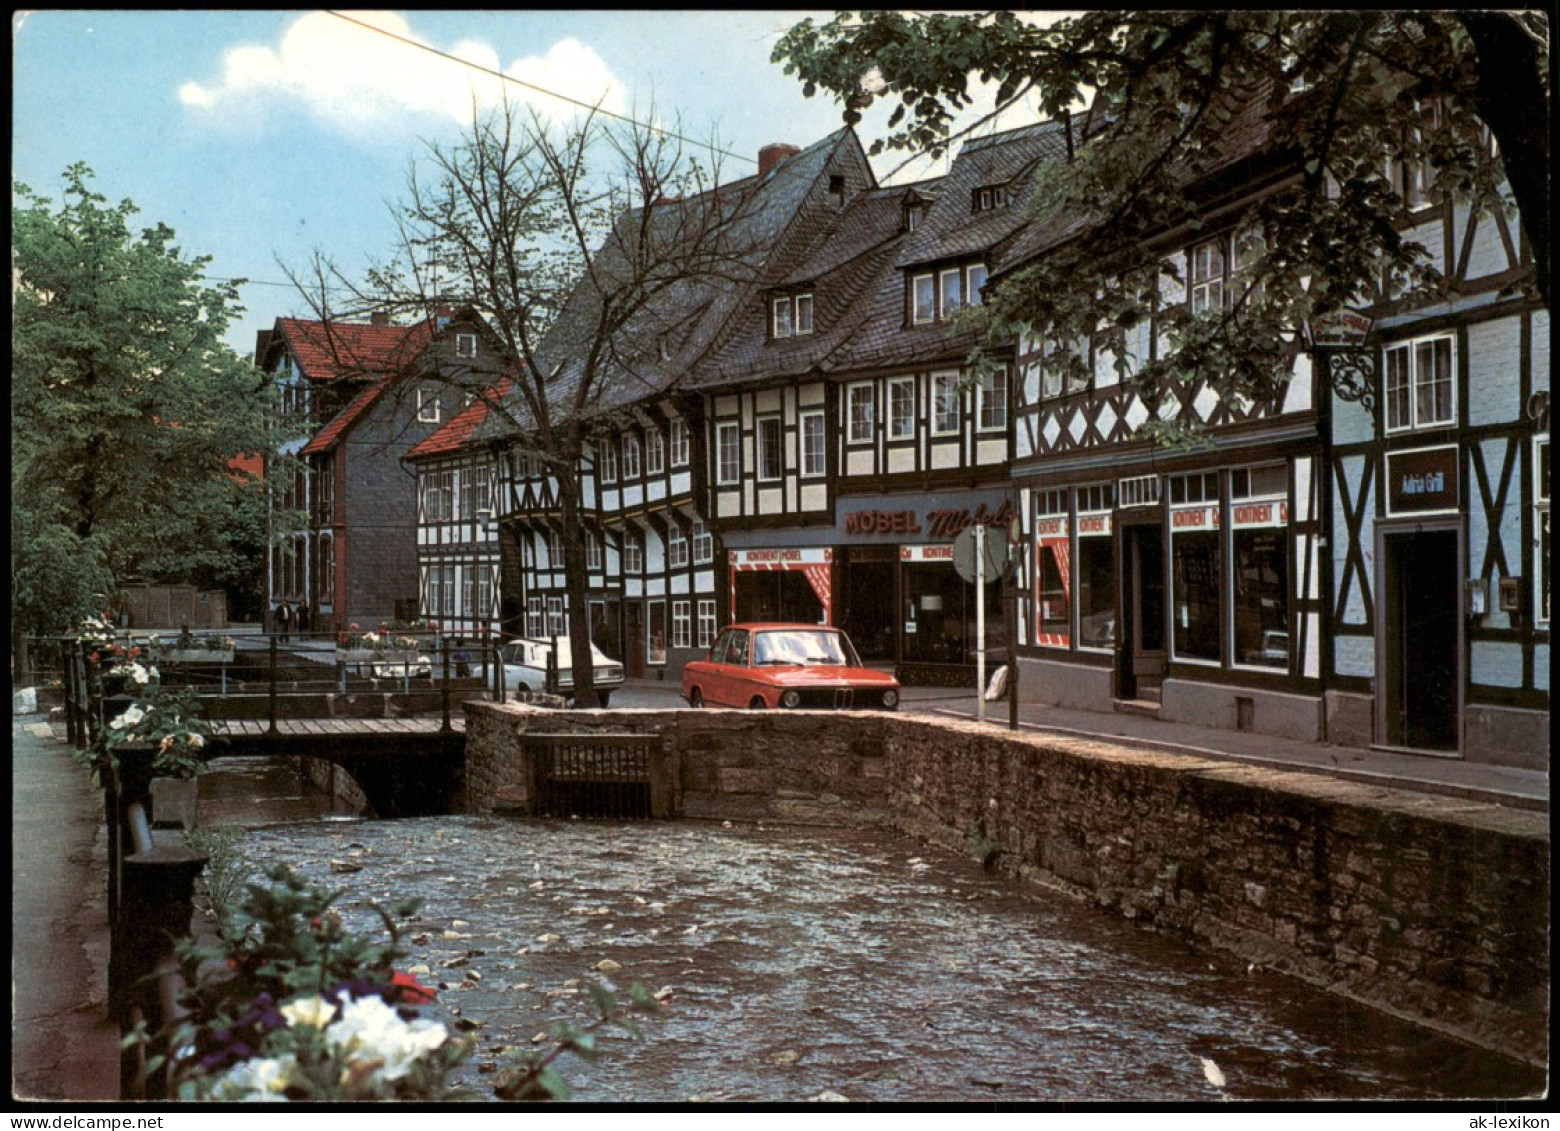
[716,422,741,484]
[847,383,875,443]
[1119,474,1161,509]
[1170,477,1221,663]
[1384,334,1455,433]
[647,601,667,665]
[888,377,915,440]
[757,417,784,481]
[1037,538,1071,641]
[1076,525,1115,651]
[931,372,961,435]
[801,410,826,477]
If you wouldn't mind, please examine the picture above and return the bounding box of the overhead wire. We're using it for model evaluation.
[324,10,756,167]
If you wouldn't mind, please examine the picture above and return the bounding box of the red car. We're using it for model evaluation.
[682,623,900,710]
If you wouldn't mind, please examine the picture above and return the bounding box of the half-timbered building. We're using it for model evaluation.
[1320,152,1549,766]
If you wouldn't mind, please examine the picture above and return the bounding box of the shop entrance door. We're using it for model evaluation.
[1117,521,1166,701]
[841,552,896,660]
[624,601,644,679]
[1380,527,1460,752]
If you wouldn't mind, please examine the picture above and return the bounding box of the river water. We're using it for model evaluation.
[201,757,1545,1103]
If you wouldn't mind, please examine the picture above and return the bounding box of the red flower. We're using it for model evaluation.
[88,651,100,663]
[389,969,437,1005]
[129,646,141,658]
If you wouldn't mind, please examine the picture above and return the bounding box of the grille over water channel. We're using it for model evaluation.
[526,734,658,819]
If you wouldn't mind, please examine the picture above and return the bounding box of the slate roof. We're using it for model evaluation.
[407,376,515,461]
[516,128,875,420]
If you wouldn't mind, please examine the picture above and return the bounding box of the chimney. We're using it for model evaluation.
[369,311,391,327]
[758,143,801,178]
[436,304,454,330]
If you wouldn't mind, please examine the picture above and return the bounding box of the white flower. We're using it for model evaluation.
[280,994,337,1029]
[210,1054,297,1101]
[110,705,145,731]
[148,665,160,681]
[324,994,449,1085]
[128,662,151,685]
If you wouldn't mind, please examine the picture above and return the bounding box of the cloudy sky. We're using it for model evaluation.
[14,10,1054,356]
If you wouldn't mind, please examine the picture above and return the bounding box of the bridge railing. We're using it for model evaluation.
[67,630,509,736]
[105,746,207,1100]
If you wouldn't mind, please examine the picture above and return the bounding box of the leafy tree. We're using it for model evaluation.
[298,101,753,706]
[12,164,285,642]
[774,11,1549,413]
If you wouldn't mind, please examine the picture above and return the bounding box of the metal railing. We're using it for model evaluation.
[56,631,508,738]
[104,746,206,1100]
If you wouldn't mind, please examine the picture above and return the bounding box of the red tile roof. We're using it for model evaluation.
[407,377,515,460]
[227,453,265,480]
[271,317,434,382]
[300,375,393,456]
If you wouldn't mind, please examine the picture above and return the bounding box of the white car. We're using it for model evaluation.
[372,655,432,678]
[502,638,625,705]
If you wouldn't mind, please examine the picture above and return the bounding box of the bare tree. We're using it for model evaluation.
[296,99,760,706]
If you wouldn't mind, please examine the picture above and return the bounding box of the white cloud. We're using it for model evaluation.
[179,11,625,135]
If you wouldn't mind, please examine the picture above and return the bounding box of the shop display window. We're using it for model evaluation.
[647,600,667,665]
[1076,531,1115,650]
[1171,524,1221,662]
[1233,526,1289,668]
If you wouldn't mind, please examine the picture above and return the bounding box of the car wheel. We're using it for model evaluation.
[597,691,612,708]
[749,696,767,709]
[688,688,703,708]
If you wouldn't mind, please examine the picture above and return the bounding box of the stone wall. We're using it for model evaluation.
[463,701,1549,1066]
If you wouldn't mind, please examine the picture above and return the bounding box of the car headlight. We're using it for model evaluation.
[780,690,801,709]
[881,689,899,708]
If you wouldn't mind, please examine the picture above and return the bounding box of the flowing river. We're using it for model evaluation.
[201,757,1545,1103]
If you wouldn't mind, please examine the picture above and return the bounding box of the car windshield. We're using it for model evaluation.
[751,629,858,667]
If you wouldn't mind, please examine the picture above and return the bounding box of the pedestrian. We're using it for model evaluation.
[453,638,473,679]
[276,600,292,643]
[297,600,311,636]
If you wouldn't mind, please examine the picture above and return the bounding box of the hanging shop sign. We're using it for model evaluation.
[1385,445,1459,516]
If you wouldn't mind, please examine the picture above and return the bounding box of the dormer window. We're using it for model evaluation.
[904,203,923,232]
[455,333,477,359]
[771,293,814,339]
[911,262,987,323]
[973,185,1010,213]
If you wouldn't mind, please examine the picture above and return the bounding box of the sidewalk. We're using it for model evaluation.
[11,717,121,1103]
[894,684,1549,813]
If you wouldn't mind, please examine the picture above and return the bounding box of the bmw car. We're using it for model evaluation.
[682,623,900,711]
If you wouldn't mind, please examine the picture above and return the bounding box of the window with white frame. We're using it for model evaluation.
[772,293,814,338]
[668,522,689,568]
[972,185,1008,213]
[1189,237,1227,315]
[939,267,962,318]
[670,418,690,467]
[645,428,665,475]
[472,463,491,516]
[966,263,988,306]
[623,533,644,575]
[546,596,565,637]
[801,410,826,477]
[441,564,456,620]
[417,387,441,424]
[1383,334,1455,433]
[461,566,474,621]
[475,568,492,622]
[455,333,477,358]
[1537,436,1550,625]
[623,434,641,480]
[672,600,692,649]
[888,377,915,440]
[599,440,618,484]
[1389,100,1441,212]
[1230,464,1291,670]
[692,519,713,564]
[585,529,602,571]
[436,469,453,521]
[757,417,784,481]
[697,599,717,648]
[549,528,563,566]
[527,596,544,638]
[932,371,961,434]
[911,273,935,324]
[847,383,874,443]
[977,368,1008,432]
[716,421,741,484]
